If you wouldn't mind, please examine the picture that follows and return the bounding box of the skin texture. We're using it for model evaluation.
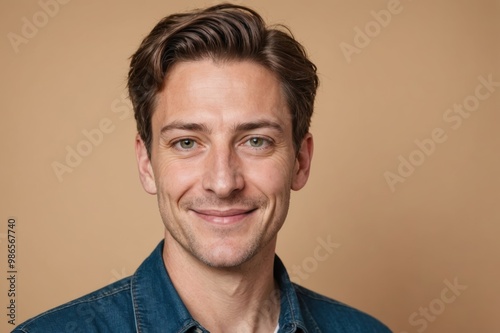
[135,59,313,332]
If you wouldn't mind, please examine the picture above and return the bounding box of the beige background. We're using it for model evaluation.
[1,0,499,332]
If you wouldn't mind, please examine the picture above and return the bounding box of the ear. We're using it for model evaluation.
[291,133,314,191]
[135,134,157,195]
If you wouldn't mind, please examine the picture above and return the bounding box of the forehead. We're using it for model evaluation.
[153,59,290,126]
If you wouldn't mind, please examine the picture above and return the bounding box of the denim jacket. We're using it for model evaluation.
[13,241,391,332]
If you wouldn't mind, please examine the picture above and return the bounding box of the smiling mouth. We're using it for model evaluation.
[191,208,257,225]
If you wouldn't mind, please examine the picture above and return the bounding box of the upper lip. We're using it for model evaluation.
[191,208,256,217]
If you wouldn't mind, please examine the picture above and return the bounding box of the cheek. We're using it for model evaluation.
[154,158,201,201]
[244,157,295,196]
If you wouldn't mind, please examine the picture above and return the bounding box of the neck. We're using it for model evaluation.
[162,232,280,333]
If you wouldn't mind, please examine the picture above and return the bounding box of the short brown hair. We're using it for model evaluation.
[128,3,318,157]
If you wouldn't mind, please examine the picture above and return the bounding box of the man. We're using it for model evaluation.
[14,4,390,332]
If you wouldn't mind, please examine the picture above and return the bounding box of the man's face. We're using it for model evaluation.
[136,59,313,268]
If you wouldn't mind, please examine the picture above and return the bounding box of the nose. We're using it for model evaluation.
[202,144,244,198]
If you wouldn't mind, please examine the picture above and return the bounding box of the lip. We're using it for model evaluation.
[191,208,256,225]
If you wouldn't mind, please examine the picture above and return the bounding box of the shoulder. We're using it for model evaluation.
[13,277,136,333]
[293,284,392,333]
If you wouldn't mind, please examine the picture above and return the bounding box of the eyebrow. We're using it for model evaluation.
[160,121,211,135]
[234,120,284,133]
[160,119,284,135]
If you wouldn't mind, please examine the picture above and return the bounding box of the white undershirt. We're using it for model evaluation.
[274,324,279,333]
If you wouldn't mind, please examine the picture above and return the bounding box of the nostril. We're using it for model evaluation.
[204,172,244,198]
[202,160,244,198]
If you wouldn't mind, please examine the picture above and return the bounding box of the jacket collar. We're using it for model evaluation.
[275,255,308,332]
[131,241,307,332]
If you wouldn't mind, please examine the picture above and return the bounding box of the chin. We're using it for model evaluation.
[195,244,259,269]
